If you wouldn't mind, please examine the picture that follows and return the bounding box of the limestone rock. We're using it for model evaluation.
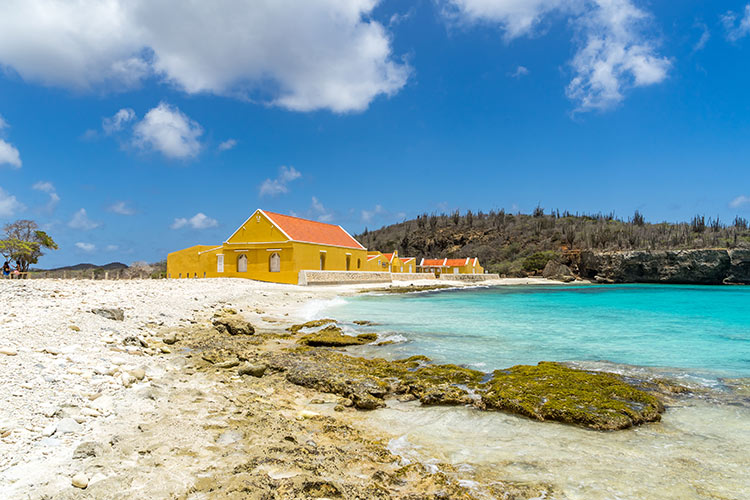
[57,418,82,434]
[71,473,89,489]
[73,441,105,459]
[212,314,255,335]
[238,363,267,377]
[542,261,576,282]
[0,347,18,356]
[162,332,178,345]
[91,308,124,321]
[297,325,377,347]
[215,359,240,369]
[129,368,146,381]
[726,249,750,284]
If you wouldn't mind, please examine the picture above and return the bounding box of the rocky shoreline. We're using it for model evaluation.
[0,277,710,499]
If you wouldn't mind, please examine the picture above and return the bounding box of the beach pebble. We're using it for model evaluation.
[0,347,18,356]
[71,473,89,489]
[69,325,80,332]
[129,368,146,381]
[159,346,171,354]
[216,359,240,369]
[238,363,266,377]
[57,418,82,434]
[162,332,178,345]
[91,308,124,321]
[41,423,56,437]
[296,410,320,420]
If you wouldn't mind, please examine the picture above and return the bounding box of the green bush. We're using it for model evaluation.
[522,251,557,274]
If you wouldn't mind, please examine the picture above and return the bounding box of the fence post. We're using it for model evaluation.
[105,271,109,280]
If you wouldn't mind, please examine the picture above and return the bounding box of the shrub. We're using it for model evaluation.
[522,251,557,274]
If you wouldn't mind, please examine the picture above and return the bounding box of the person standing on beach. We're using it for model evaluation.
[2,261,10,279]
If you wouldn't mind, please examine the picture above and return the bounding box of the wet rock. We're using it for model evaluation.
[353,320,377,326]
[91,308,124,321]
[287,318,337,333]
[298,325,377,347]
[71,473,89,489]
[238,363,267,377]
[481,362,664,430]
[212,314,255,335]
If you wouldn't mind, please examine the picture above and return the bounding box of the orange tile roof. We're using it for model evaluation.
[421,258,446,266]
[445,258,469,267]
[382,252,396,262]
[400,257,416,263]
[263,210,365,250]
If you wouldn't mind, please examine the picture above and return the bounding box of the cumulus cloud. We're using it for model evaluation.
[103,108,136,134]
[133,102,203,159]
[0,1,408,113]
[311,196,334,222]
[510,65,529,78]
[108,201,135,215]
[730,195,750,209]
[361,204,385,223]
[75,242,96,252]
[217,139,237,152]
[722,5,750,41]
[0,114,21,168]
[32,181,60,211]
[69,208,101,230]
[259,166,302,197]
[447,0,670,111]
[0,186,24,216]
[171,212,218,230]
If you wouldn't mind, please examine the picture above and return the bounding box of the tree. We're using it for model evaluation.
[0,220,58,274]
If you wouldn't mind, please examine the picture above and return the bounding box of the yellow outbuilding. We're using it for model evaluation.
[418,257,484,275]
[167,209,368,284]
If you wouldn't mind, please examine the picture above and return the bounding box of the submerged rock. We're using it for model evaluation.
[481,362,664,430]
[297,325,377,347]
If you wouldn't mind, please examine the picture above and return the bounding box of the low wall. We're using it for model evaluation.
[439,273,500,282]
[298,270,392,286]
[391,273,437,281]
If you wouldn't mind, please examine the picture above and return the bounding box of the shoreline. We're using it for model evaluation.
[0,277,567,498]
[2,278,745,498]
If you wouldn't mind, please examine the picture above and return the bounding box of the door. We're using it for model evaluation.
[269,252,281,272]
[217,254,224,273]
[237,254,247,273]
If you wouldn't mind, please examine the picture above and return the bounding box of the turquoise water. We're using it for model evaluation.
[326,284,750,380]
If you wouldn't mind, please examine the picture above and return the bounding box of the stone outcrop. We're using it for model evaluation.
[577,249,750,285]
[542,261,576,282]
[212,312,255,335]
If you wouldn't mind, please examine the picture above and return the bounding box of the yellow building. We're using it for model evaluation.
[399,257,417,274]
[382,251,402,273]
[167,209,368,284]
[365,251,389,272]
[418,257,484,275]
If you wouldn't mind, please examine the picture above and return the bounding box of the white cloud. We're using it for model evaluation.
[0,1,408,113]
[103,108,136,134]
[361,204,385,223]
[75,242,96,253]
[510,65,529,78]
[171,212,218,230]
[0,186,24,216]
[730,195,750,209]
[259,166,302,197]
[0,114,21,168]
[447,0,669,111]
[722,5,750,42]
[108,201,135,215]
[218,139,237,152]
[133,102,203,159]
[105,244,119,251]
[693,23,710,52]
[32,181,60,211]
[69,208,101,230]
[311,196,334,222]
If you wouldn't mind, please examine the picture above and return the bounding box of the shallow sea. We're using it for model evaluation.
[320,285,750,499]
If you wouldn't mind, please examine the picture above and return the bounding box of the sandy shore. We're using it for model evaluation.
[0,276,564,499]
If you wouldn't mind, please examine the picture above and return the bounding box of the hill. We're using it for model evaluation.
[37,262,129,272]
[356,210,750,276]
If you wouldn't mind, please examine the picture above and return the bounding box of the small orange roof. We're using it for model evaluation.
[382,252,398,262]
[422,258,447,266]
[366,254,382,261]
[445,258,470,267]
[400,257,416,263]
[263,210,365,250]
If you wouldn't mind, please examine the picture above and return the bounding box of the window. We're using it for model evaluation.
[217,254,224,273]
[178,273,181,278]
[320,252,326,270]
[203,272,206,278]
[409,265,413,273]
[269,252,281,273]
[237,254,248,273]
[357,258,361,269]
[453,267,459,274]
[346,255,351,271]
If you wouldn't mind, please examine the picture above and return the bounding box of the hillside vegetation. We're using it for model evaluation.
[356,209,750,276]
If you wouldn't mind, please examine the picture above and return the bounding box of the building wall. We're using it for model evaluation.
[226,210,288,245]
[212,243,297,284]
[167,245,219,279]
[292,241,367,275]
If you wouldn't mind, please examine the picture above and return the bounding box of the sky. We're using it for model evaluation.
[1,0,750,267]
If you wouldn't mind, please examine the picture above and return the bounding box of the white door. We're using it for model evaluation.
[269,252,281,272]
[453,267,459,274]
[217,254,224,273]
[237,254,247,273]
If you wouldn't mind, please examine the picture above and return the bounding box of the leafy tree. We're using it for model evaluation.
[0,220,58,274]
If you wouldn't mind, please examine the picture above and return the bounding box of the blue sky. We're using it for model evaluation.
[1,0,750,267]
